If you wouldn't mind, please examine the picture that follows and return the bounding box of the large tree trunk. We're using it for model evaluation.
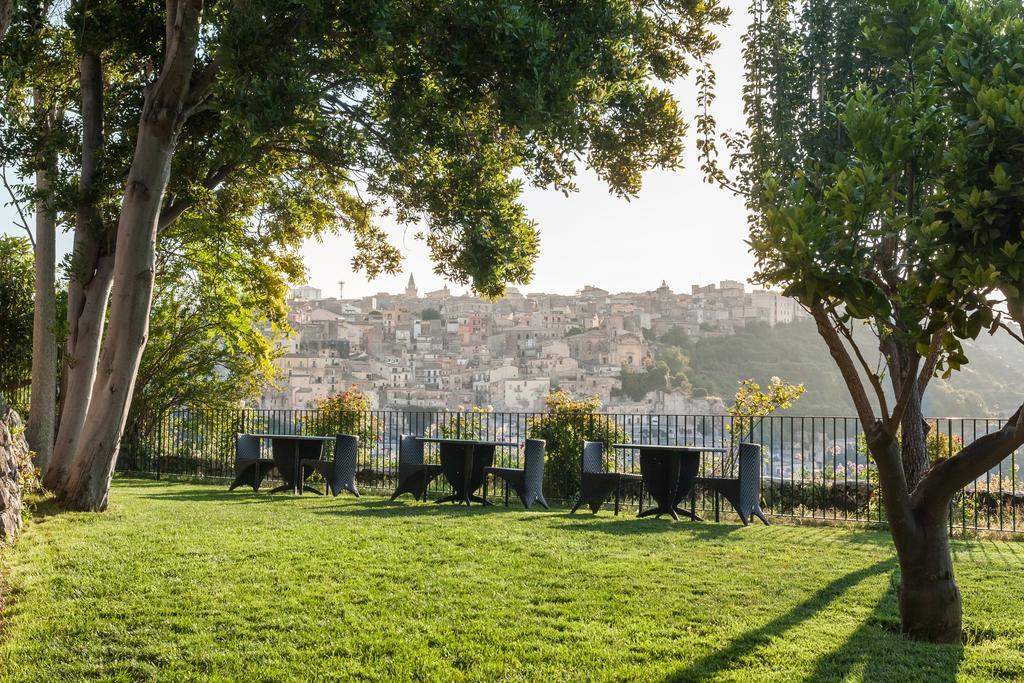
[865,426,963,643]
[26,166,58,471]
[60,1,203,511]
[46,255,113,492]
[46,52,110,494]
[0,0,13,43]
[897,511,962,643]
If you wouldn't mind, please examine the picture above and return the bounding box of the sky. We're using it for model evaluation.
[1,0,753,299]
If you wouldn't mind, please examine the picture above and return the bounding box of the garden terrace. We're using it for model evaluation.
[2,479,1023,680]
[119,409,1024,535]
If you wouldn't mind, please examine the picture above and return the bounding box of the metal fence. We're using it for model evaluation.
[0,384,31,415]
[117,409,1024,534]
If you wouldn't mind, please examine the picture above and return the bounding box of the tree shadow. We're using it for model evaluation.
[23,495,65,523]
[804,577,963,682]
[662,558,963,682]
[548,514,745,539]
[308,497,509,519]
[135,488,292,505]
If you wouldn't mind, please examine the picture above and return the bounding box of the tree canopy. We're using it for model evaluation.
[1,0,730,510]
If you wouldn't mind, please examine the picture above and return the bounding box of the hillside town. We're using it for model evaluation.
[258,278,810,414]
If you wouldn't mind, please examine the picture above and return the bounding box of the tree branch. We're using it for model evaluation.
[917,329,944,394]
[811,303,877,428]
[157,160,239,233]
[0,168,32,247]
[887,352,920,431]
[913,403,1024,516]
[836,320,889,417]
[183,56,221,118]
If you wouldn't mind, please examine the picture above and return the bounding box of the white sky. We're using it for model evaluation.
[1,0,752,299]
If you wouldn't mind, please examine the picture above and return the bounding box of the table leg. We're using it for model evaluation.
[294,441,301,495]
[673,506,704,521]
[638,450,675,519]
[463,444,473,505]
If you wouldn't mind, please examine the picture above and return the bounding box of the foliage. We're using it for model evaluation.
[2,0,729,298]
[855,428,965,468]
[727,374,805,442]
[303,386,381,455]
[656,319,1022,417]
[655,346,690,382]
[527,390,628,499]
[126,212,300,438]
[936,2,1024,335]
[420,308,442,321]
[0,235,33,396]
[658,325,693,349]
[736,0,1024,378]
[728,377,806,422]
[615,362,669,401]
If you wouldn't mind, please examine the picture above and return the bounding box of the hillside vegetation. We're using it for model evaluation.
[657,321,1024,418]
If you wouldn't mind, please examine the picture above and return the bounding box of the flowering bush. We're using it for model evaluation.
[303,385,381,455]
[527,390,629,500]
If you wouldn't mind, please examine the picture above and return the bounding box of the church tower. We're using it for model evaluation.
[405,273,418,299]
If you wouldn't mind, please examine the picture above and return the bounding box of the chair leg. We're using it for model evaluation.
[753,506,769,526]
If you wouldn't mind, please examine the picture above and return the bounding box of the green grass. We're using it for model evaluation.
[2,479,1024,682]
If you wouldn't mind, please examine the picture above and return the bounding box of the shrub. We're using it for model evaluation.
[303,386,381,459]
[527,391,628,500]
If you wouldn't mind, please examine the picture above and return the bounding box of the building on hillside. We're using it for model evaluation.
[291,285,322,301]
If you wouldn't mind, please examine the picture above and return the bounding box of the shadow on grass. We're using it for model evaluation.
[544,514,744,539]
[310,497,515,519]
[663,559,963,682]
[134,487,298,505]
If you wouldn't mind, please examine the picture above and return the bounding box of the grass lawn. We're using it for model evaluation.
[2,479,1023,682]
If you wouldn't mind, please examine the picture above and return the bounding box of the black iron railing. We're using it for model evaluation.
[117,409,1024,534]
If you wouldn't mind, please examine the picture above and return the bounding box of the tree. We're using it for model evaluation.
[420,308,442,321]
[124,205,302,439]
[616,362,669,401]
[658,325,693,349]
[0,235,33,398]
[4,0,727,511]
[0,2,70,473]
[733,0,1024,642]
[726,377,804,439]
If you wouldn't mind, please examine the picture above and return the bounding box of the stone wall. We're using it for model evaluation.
[0,405,30,543]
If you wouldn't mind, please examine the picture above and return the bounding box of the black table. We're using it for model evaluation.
[612,443,728,520]
[417,438,519,505]
[247,434,335,495]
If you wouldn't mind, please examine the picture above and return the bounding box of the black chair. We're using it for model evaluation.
[301,434,360,497]
[228,434,275,492]
[570,440,643,515]
[695,442,769,525]
[390,434,442,502]
[483,438,549,510]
